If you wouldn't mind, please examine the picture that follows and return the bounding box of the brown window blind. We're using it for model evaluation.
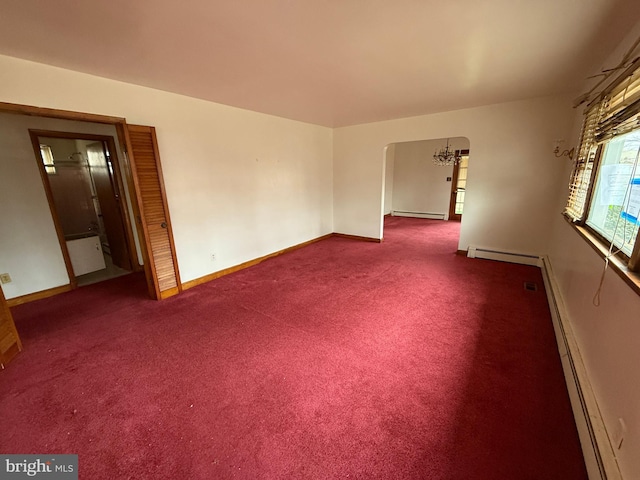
[564,103,602,221]
[595,67,640,143]
[565,60,640,221]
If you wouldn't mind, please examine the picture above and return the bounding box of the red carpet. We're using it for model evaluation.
[1,217,586,479]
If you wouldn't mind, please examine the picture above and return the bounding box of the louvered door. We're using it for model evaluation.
[126,125,181,300]
[0,286,22,368]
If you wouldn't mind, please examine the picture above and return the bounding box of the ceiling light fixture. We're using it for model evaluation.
[433,138,461,166]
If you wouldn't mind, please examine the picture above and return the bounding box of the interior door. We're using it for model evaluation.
[124,125,181,300]
[448,150,469,221]
[0,285,22,369]
[86,142,132,270]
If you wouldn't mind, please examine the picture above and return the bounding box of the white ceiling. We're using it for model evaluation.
[0,0,639,127]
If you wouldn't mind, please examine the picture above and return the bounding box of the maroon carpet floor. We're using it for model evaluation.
[1,217,586,479]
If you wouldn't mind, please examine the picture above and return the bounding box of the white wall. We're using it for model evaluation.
[333,95,575,251]
[391,138,469,218]
[0,54,333,297]
[547,20,640,480]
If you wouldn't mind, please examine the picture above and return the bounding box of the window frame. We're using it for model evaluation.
[564,60,640,294]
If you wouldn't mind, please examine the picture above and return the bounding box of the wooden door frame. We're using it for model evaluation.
[28,130,141,284]
[448,149,469,222]
[0,101,175,300]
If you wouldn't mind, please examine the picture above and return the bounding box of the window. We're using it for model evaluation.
[585,131,640,257]
[565,61,640,274]
[39,144,56,174]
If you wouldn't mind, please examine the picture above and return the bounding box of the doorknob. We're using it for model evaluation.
[161,222,167,229]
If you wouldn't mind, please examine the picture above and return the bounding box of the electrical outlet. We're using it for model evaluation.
[0,273,12,284]
[210,254,216,262]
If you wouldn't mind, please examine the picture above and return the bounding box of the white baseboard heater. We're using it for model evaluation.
[466,246,621,480]
[392,210,446,220]
[539,255,621,480]
[467,246,541,266]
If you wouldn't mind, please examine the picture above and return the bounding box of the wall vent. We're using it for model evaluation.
[523,281,538,291]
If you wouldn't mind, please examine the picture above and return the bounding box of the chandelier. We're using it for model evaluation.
[433,138,461,166]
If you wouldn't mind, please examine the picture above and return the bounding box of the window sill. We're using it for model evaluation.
[564,215,640,296]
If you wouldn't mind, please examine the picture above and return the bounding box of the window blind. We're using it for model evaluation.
[565,61,640,221]
[564,103,602,221]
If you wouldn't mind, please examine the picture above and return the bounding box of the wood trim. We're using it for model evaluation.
[565,216,640,296]
[28,130,115,142]
[182,234,333,290]
[1,285,22,368]
[7,284,73,307]
[28,131,78,289]
[583,223,631,263]
[0,101,124,125]
[159,286,181,300]
[630,235,640,272]
[332,233,382,243]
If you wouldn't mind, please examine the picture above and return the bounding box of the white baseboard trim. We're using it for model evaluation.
[539,255,621,480]
[392,210,446,220]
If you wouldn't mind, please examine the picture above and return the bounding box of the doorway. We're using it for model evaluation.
[30,131,138,287]
[448,149,469,222]
[1,102,181,303]
[382,137,470,241]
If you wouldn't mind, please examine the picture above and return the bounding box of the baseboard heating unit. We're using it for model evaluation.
[539,256,621,480]
[466,246,541,266]
[392,211,445,220]
[466,246,622,480]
